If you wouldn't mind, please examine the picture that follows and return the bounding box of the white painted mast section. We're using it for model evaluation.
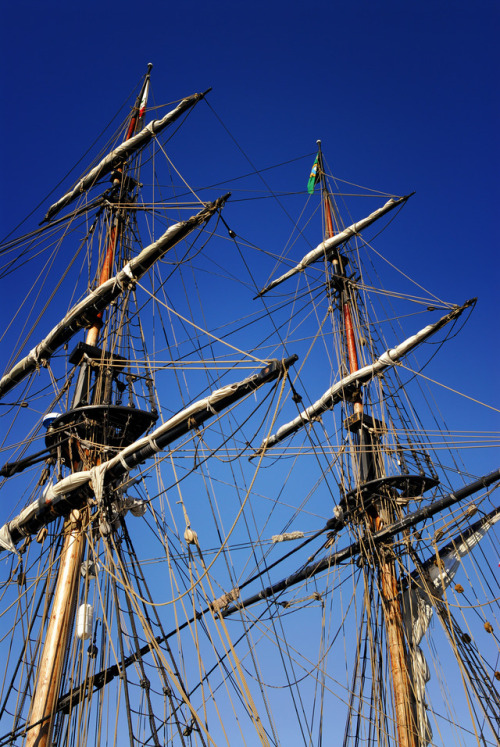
[255,300,474,454]
[43,90,209,222]
[0,196,228,401]
[256,195,410,297]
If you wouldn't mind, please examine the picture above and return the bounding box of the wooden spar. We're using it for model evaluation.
[26,512,86,747]
[218,470,500,617]
[379,551,417,747]
[26,66,153,746]
[376,498,417,747]
[318,145,416,747]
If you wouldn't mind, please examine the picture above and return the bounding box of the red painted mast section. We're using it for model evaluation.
[86,63,152,347]
[321,153,361,400]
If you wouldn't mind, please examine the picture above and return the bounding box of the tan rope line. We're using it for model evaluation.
[354,282,449,307]
[136,281,267,364]
[95,371,289,608]
[90,359,261,368]
[236,585,396,733]
[101,535,219,747]
[363,238,452,308]
[151,137,205,206]
[396,362,500,413]
[431,543,483,741]
[189,548,271,745]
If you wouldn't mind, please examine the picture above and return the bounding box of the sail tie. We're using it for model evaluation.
[118,451,132,472]
[184,527,199,546]
[146,434,162,453]
[333,505,344,521]
[89,463,107,508]
[272,531,305,543]
[0,525,18,555]
[113,262,136,292]
[210,588,240,612]
[29,342,52,371]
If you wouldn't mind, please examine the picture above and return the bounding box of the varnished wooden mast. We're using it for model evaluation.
[317,143,416,747]
[26,65,153,747]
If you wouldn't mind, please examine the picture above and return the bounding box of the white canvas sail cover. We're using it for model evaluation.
[0,196,228,401]
[0,360,289,552]
[255,300,473,454]
[43,91,208,222]
[256,195,409,297]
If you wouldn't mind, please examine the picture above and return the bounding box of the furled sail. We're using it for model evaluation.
[255,195,410,297]
[43,91,210,222]
[0,195,229,401]
[255,300,474,454]
[0,355,296,551]
[402,505,500,746]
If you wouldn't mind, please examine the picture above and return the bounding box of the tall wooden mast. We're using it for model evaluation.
[317,143,417,747]
[26,65,153,747]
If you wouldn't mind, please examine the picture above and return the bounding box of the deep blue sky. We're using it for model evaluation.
[0,5,498,742]
[1,1,498,466]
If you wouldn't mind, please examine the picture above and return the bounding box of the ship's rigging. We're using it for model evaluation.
[0,67,498,746]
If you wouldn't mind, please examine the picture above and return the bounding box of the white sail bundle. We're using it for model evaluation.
[256,195,409,296]
[43,91,208,222]
[255,301,473,454]
[0,196,228,401]
[0,359,289,552]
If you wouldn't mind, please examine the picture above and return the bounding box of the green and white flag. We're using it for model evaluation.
[307,153,320,194]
